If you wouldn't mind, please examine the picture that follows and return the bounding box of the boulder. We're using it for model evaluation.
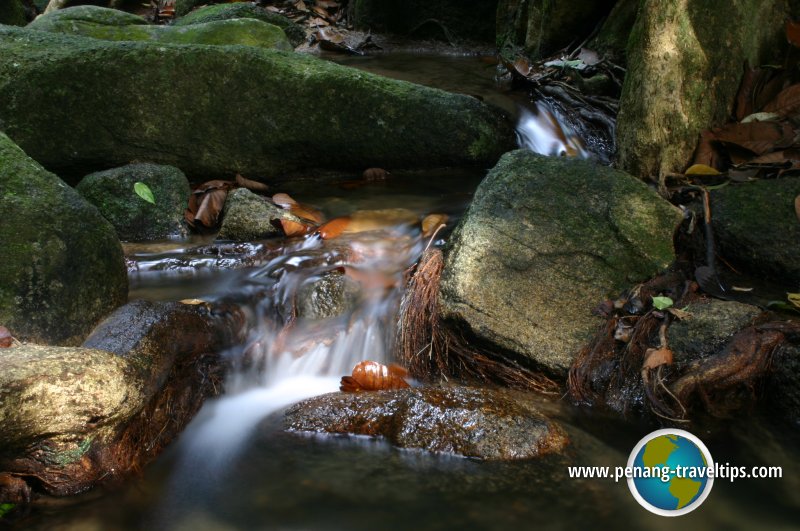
[296,272,361,320]
[172,3,305,47]
[616,0,788,179]
[439,150,682,375]
[768,342,800,425]
[350,0,497,43]
[77,163,190,241]
[285,386,569,459]
[27,6,292,50]
[0,27,515,181]
[496,0,616,58]
[712,177,800,286]
[0,300,247,501]
[0,132,127,345]
[217,188,301,241]
[667,300,762,363]
[0,0,27,26]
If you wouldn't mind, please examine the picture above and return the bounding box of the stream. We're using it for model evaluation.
[20,53,800,531]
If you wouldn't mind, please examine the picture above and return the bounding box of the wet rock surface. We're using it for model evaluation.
[296,272,361,320]
[285,386,569,460]
[439,150,682,375]
[668,300,762,363]
[0,300,247,502]
[218,188,300,242]
[77,163,190,241]
[172,3,305,47]
[712,177,800,286]
[0,132,127,345]
[0,26,514,181]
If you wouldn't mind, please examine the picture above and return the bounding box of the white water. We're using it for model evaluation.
[516,102,589,158]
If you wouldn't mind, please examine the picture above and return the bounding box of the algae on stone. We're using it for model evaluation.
[616,0,788,179]
[439,150,682,375]
[77,163,190,241]
[217,188,301,241]
[0,27,513,180]
[0,132,127,345]
[27,5,148,29]
[172,3,305,47]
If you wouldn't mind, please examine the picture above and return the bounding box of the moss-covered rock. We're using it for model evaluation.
[0,0,27,26]
[617,0,788,179]
[28,6,292,50]
[587,0,640,61]
[0,132,127,345]
[496,0,616,59]
[172,3,305,47]
[667,300,762,363]
[711,178,800,286]
[76,163,190,241]
[27,5,148,29]
[0,27,514,181]
[439,150,682,375]
[350,0,497,43]
[285,386,569,459]
[175,0,206,17]
[217,188,300,241]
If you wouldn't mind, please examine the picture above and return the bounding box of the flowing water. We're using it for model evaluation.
[16,55,800,531]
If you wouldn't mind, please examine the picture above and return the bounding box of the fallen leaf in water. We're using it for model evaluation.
[363,167,389,181]
[317,216,351,239]
[236,174,269,193]
[421,213,449,238]
[340,360,410,392]
[0,326,12,348]
[186,180,233,230]
[642,347,673,372]
[685,164,721,176]
[280,219,313,237]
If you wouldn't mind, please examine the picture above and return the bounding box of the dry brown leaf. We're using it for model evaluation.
[280,219,313,237]
[642,347,674,372]
[317,216,351,239]
[421,213,449,237]
[363,167,389,181]
[315,0,339,8]
[0,326,12,348]
[754,73,789,112]
[735,64,758,121]
[763,84,800,117]
[236,174,269,193]
[340,360,410,392]
[309,17,330,27]
[294,0,308,11]
[289,204,324,225]
[714,121,795,155]
[787,19,800,48]
[512,57,532,77]
[186,180,234,229]
[692,130,722,169]
[795,194,800,222]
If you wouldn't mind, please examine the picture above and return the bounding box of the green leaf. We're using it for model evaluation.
[134,182,155,204]
[652,296,674,310]
[0,503,15,518]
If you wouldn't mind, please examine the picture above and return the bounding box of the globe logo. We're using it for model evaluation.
[627,429,714,516]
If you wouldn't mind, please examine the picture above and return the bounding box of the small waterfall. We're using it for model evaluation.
[516,102,589,158]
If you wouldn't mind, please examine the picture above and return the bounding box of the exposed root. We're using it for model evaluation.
[398,249,558,395]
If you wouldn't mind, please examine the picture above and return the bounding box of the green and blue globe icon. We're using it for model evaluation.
[627,429,714,516]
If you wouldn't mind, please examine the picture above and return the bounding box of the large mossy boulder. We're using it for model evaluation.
[496,0,616,58]
[0,132,127,345]
[76,163,190,241]
[711,178,800,286]
[439,150,682,375]
[0,0,27,26]
[285,386,569,459]
[172,3,305,47]
[350,0,497,43]
[28,6,292,50]
[617,0,788,179]
[0,300,247,502]
[0,27,514,181]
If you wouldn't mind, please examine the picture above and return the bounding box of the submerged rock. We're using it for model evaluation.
[285,386,569,459]
[218,188,301,241]
[172,3,305,47]
[667,300,762,363]
[0,132,127,345]
[27,6,292,50]
[296,272,361,320]
[0,27,514,180]
[439,150,682,375]
[0,300,247,502]
[77,163,190,241]
[712,178,800,286]
[616,0,787,178]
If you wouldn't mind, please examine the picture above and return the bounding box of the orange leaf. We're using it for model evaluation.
[289,204,324,225]
[340,361,410,392]
[236,174,269,193]
[0,326,12,348]
[421,213,449,237]
[272,192,297,208]
[787,19,800,48]
[280,219,313,237]
[194,189,228,228]
[317,216,351,239]
[642,347,673,372]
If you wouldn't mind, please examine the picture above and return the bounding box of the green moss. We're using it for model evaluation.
[172,3,305,46]
[0,0,27,26]
[27,5,148,29]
